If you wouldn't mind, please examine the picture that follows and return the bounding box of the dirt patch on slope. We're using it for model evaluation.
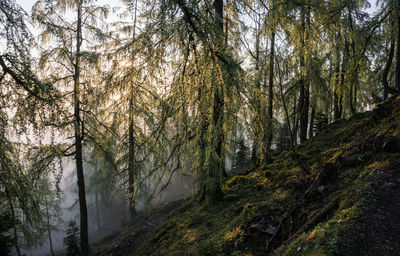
[339,168,400,256]
[90,199,187,256]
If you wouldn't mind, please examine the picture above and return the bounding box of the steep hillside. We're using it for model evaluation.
[92,95,400,256]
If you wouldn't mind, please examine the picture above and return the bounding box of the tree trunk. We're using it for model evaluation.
[208,0,225,202]
[396,7,400,91]
[252,20,261,164]
[349,82,354,113]
[383,36,396,100]
[45,196,55,256]
[334,19,342,121]
[333,91,339,121]
[299,82,309,144]
[128,0,138,218]
[8,195,21,256]
[309,105,315,139]
[251,129,258,163]
[95,190,101,231]
[215,0,223,32]
[299,7,309,144]
[265,30,275,163]
[128,95,136,217]
[74,1,89,253]
[293,93,298,145]
[277,61,296,154]
[348,9,357,114]
[339,44,347,118]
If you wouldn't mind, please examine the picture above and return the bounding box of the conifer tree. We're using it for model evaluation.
[33,0,110,252]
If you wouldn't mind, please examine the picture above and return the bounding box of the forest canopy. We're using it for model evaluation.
[1,0,399,255]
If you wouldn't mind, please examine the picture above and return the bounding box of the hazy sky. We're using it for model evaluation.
[17,0,379,14]
[16,0,35,13]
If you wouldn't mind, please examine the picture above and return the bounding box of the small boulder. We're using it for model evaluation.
[248,215,278,236]
[317,185,326,193]
[305,163,336,199]
[382,136,399,152]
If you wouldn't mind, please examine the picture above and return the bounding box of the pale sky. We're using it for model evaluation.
[16,0,35,13]
[17,0,379,14]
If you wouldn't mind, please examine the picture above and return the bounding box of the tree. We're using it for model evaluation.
[64,221,81,256]
[395,0,400,90]
[148,0,242,203]
[33,0,110,252]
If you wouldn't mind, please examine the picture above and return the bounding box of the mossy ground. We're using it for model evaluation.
[92,95,400,256]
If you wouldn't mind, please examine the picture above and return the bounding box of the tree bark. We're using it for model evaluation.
[333,16,342,121]
[95,190,101,231]
[209,0,224,201]
[74,0,89,253]
[293,93,298,145]
[265,30,275,163]
[339,43,348,118]
[309,105,315,139]
[7,195,21,256]
[383,36,396,99]
[252,19,261,164]
[45,196,55,256]
[128,95,136,217]
[299,7,309,144]
[395,6,400,91]
[128,0,138,218]
[277,61,296,154]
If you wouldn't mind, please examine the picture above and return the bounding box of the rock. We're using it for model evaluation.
[305,163,336,198]
[317,185,326,193]
[383,136,399,152]
[248,215,278,236]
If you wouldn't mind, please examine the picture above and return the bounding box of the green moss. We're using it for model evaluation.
[92,97,400,256]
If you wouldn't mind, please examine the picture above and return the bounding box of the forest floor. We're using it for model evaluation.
[90,199,187,256]
[90,95,400,256]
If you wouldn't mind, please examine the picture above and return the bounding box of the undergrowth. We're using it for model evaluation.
[96,95,400,256]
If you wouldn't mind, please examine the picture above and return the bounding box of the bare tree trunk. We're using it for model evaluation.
[383,36,396,100]
[7,194,21,256]
[45,196,55,256]
[128,0,138,218]
[95,190,101,230]
[348,10,357,114]
[396,8,400,91]
[299,6,309,144]
[74,0,89,252]
[349,82,354,113]
[277,61,296,154]
[265,30,275,163]
[339,44,347,118]
[334,20,342,121]
[251,129,258,163]
[252,19,261,164]
[128,96,136,217]
[293,93,298,145]
[309,105,315,139]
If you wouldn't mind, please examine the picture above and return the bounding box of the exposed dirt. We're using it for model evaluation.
[90,199,187,256]
[339,168,400,256]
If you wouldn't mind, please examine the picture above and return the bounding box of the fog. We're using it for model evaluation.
[15,157,194,256]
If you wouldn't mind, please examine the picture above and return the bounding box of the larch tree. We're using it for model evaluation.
[32,0,110,252]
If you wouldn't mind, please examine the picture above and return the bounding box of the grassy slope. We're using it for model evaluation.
[97,95,400,256]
